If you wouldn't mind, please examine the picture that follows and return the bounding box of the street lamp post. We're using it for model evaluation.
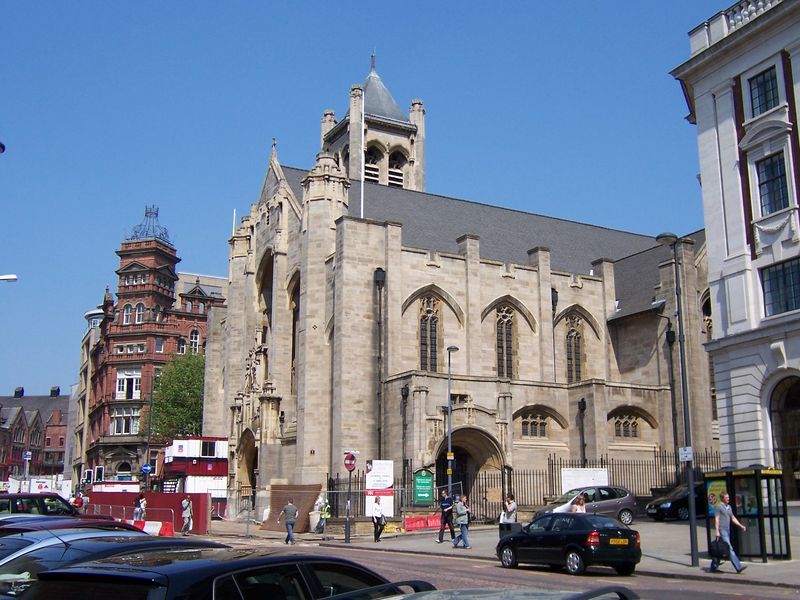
[657,232,699,567]
[446,346,459,496]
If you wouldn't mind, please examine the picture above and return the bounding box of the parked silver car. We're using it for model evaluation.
[535,486,637,525]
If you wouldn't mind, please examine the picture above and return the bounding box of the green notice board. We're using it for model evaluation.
[413,468,435,506]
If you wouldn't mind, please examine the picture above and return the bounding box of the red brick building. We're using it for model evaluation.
[75,207,224,486]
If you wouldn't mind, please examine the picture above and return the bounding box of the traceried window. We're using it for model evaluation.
[135,303,146,324]
[189,330,200,354]
[110,407,140,435]
[419,296,440,372]
[115,368,141,400]
[123,304,132,325]
[565,315,582,384]
[614,415,639,439]
[756,152,789,216]
[762,257,800,317]
[521,413,548,438]
[177,338,186,354]
[496,306,514,378]
[749,66,779,118]
[364,147,381,183]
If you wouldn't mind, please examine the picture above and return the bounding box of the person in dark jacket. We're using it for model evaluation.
[435,489,455,543]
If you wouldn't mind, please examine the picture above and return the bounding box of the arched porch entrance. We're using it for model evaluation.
[434,426,507,521]
[235,429,259,511]
[770,376,800,500]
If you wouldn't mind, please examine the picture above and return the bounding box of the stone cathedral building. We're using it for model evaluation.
[203,60,718,511]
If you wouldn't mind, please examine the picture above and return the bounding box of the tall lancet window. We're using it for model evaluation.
[566,315,583,384]
[496,305,514,378]
[420,296,440,372]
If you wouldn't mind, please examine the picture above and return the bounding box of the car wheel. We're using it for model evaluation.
[565,550,585,575]
[500,545,518,569]
[677,507,690,521]
[615,563,636,576]
[618,509,634,525]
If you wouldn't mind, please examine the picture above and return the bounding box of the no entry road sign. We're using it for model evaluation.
[344,453,357,472]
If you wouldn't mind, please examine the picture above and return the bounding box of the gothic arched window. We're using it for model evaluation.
[388,151,407,188]
[566,315,582,384]
[496,305,514,378]
[420,295,440,372]
[364,146,382,183]
[123,304,132,325]
[135,303,145,324]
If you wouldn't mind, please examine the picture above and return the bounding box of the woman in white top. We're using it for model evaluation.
[571,495,586,513]
[372,496,385,542]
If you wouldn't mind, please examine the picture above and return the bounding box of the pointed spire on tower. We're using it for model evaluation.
[271,137,277,160]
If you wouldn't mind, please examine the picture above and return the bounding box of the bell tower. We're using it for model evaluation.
[320,56,425,192]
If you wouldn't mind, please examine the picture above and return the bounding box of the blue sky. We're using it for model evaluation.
[1,1,726,395]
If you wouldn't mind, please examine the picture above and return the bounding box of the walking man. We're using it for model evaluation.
[277,498,298,545]
[710,492,747,573]
[436,489,455,543]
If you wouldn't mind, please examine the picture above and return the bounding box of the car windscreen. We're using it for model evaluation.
[665,485,689,499]
[552,489,581,504]
[0,537,36,560]
[585,515,623,529]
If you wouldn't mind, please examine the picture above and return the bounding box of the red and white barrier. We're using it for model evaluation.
[128,520,175,537]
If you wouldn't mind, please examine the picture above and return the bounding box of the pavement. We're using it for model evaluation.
[207,507,800,590]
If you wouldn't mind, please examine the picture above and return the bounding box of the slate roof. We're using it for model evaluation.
[0,395,69,428]
[276,166,705,321]
[611,229,706,321]
[344,59,409,123]
[281,165,658,266]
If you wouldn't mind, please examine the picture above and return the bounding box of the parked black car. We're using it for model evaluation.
[30,547,434,600]
[496,513,641,576]
[645,484,707,521]
[0,516,141,536]
[0,535,227,597]
[0,494,108,520]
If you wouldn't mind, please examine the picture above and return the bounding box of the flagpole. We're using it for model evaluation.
[360,90,365,219]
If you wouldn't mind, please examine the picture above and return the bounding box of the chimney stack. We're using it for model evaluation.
[13,387,23,398]
[50,386,60,397]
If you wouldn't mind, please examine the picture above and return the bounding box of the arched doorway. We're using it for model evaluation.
[770,377,800,500]
[435,427,505,521]
[236,429,258,511]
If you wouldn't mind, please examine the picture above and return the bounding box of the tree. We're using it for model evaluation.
[148,353,205,442]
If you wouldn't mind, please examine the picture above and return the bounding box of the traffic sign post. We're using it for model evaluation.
[23,451,31,493]
[344,452,357,543]
[141,464,152,475]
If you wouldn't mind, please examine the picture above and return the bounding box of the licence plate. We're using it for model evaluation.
[609,538,629,546]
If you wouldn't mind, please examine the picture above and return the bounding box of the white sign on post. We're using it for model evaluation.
[679,446,693,462]
[365,459,394,517]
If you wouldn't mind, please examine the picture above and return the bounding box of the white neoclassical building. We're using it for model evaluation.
[673,0,800,499]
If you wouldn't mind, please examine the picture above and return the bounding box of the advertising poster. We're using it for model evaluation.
[365,459,394,517]
[706,479,727,516]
